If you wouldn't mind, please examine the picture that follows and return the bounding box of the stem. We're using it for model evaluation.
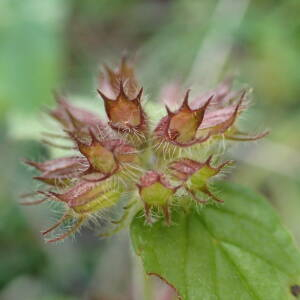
[186,0,250,88]
[131,251,145,300]
[144,274,154,300]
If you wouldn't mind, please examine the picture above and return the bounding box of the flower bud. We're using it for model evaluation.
[169,156,232,203]
[48,179,121,214]
[77,139,118,176]
[50,94,104,131]
[70,129,139,181]
[98,59,148,148]
[197,87,269,141]
[154,90,212,154]
[98,83,144,129]
[137,171,177,224]
[99,57,139,99]
[40,179,122,243]
[24,156,89,187]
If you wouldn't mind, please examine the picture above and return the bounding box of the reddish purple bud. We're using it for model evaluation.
[154,90,212,148]
[50,94,104,131]
[199,96,244,136]
[24,156,89,186]
[98,83,148,148]
[191,77,237,108]
[98,59,149,148]
[198,89,268,141]
[70,129,139,178]
[169,156,233,203]
[98,83,144,130]
[99,57,139,99]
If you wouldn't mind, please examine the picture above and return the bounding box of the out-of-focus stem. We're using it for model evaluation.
[131,251,145,300]
[186,0,251,89]
[143,274,154,300]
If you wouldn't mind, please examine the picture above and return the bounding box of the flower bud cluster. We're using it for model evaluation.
[23,58,268,242]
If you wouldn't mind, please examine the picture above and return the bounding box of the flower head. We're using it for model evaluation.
[23,59,268,242]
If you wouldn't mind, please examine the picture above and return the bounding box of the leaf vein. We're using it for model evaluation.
[197,213,262,299]
[220,239,290,276]
[213,241,220,300]
[219,244,261,300]
[210,206,276,233]
[205,208,299,271]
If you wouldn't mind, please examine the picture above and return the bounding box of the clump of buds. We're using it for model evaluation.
[23,58,268,242]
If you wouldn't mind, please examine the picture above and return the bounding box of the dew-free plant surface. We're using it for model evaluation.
[23,58,300,299]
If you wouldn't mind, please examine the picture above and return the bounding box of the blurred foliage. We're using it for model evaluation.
[0,0,66,115]
[0,0,300,299]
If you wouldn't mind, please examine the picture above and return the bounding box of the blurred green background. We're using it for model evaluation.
[1,0,300,299]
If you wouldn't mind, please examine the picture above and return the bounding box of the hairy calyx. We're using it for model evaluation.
[23,58,268,242]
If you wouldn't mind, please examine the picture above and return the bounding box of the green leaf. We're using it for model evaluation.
[130,182,300,300]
